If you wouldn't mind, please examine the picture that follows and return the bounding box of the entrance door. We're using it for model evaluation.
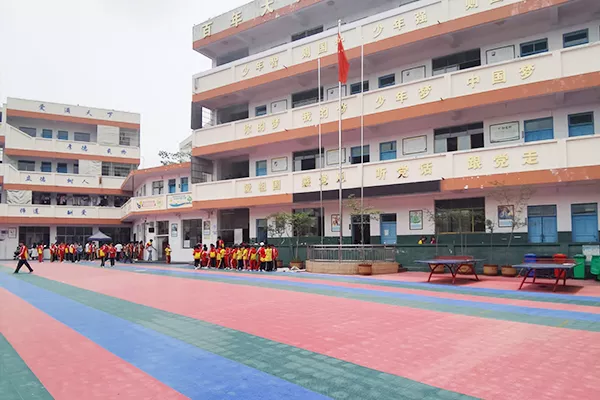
[256,219,268,244]
[528,205,557,243]
[380,214,397,244]
[155,236,168,260]
[572,203,599,242]
[351,215,371,244]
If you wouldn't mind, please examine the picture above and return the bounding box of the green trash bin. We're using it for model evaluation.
[591,255,600,280]
[573,254,586,280]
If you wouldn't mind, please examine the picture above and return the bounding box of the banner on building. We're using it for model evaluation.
[135,196,164,211]
[167,194,193,209]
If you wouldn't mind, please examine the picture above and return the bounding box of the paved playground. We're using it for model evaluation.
[1,261,600,400]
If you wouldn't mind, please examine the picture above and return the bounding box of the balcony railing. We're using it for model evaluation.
[0,204,123,220]
[193,135,600,202]
[193,44,600,150]
[1,164,125,190]
[121,192,194,218]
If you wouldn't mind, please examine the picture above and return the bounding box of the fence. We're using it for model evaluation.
[307,245,396,262]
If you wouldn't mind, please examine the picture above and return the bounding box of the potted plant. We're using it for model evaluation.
[345,195,381,275]
[483,219,499,276]
[490,181,534,277]
[268,211,315,269]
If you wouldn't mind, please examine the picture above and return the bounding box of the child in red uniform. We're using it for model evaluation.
[50,243,56,262]
[99,243,108,267]
[37,243,44,263]
[108,243,117,267]
[193,245,202,269]
[14,242,33,274]
[249,245,258,271]
[165,244,172,264]
[59,243,66,262]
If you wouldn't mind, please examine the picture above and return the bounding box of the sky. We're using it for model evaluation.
[0,0,248,168]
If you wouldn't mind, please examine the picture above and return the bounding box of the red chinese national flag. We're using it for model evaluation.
[337,34,349,84]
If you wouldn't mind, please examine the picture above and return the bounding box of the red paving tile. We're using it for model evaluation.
[0,287,187,400]
[28,262,600,400]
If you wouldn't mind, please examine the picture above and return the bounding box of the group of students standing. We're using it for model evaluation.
[192,239,279,272]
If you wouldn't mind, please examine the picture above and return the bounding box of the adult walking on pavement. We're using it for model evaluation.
[14,242,34,274]
[146,239,156,262]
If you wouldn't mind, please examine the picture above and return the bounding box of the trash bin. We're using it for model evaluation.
[524,253,536,263]
[553,253,568,279]
[591,255,600,280]
[573,254,586,280]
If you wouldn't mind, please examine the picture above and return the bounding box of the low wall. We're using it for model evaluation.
[306,261,398,275]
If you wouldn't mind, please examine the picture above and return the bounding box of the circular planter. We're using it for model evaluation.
[483,264,499,276]
[501,265,517,277]
[457,264,472,275]
[358,264,373,276]
[432,264,445,274]
[276,260,283,269]
[289,261,304,270]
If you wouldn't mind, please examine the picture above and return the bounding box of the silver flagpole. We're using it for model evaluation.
[360,38,365,245]
[337,19,343,258]
[318,57,323,245]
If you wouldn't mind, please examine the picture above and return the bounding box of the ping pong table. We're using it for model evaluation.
[415,258,482,284]
[513,262,576,292]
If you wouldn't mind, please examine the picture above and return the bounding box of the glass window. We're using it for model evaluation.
[291,25,323,41]
[379,141,397,161]
[434,122,484,153]
[57,130,68,140]
[180,177,189,192]
[524,117,554,142]
[168,179,176,193]
[102,162,135,177]
[292,208,322,237]
[350,81,369,95]
[520,38,548,57]
[19,127,36,137]
[291,87,323,108]
[74,163,79,174]
[256,160,267,176]
[152,180,164,195]
[19,226,50,247]
[41,129,53,139]
[432,49,481,75]
[41,162,51,172]
[350,146,370,164]
[293,149,323,171]
[378,74,395,88]
[182,219,203,247]
[57,163,68,173]
[255,105,267,117]
[120,129,136,146]
[74,132,90,142]
[563,29,588,48]
[18,160,35,171]
[435,198,486,233]
[568,112,594,137]
[157,221,169,235]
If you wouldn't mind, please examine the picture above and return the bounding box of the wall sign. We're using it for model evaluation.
[271,157,288,172]
[498,205,514,227]
[331,214,341,233]
[403,136,427,155]
[326,148,346,166]
[490,121,520,143]
[136,197,164,211]
[167,194,193,209]
[171,223,178,238]
[8,228,17,239]
[409,210,423,230]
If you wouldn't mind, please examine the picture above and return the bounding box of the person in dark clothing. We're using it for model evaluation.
[14,243,34,274]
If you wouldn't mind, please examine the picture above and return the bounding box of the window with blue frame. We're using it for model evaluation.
[168,179,176,193]
[568,112,594,137]
[57,130,68,140]
[527,205,558,243]
[350,81,369,95]
[41,162,52,172]
[571,203,598,243]
[41,129,53,139]
[563,29,588,48]
[350,145,370,164]
[180,177,189,192]
[255,105,267,117]
[379,141,397,161]
[56,163,68,174]
[378,74,395,88]
[524,117,553,142]
[256,160,267,176]
[520,38,548,57]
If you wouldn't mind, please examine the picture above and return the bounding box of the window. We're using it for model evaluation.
[350,81,369,95]
[120,129,136,146]
[32,192,51,205]
[379,141,397,161]
[291,25,323,41]
[180,177,189,192]
[256,219,268,244]
[41,162,51,173]
[182,219,203,247]
[74,132,90,142]
[350,145,370,164]
[18,160,35,171]
[57,130,68,140]
[435,198,486,233]
[19,226,50,247]
[432,49,481,75]
[528,205,557,243]
[292,87,323,108]
[74,163,79,174]
[293,149,323,171]
[41,129,53,139]
[102,162,135,177]
[168,179,176,193]
[72,195,91,206]
[563,29,588,48]
[568,112,594,137]
[98,227,131,245]
[114,196,128,207]
[378,74,395,88]
[572,203,598,242]
[157,221,169,235]
[256,160,267,176]
[20,127,36,137]
[255,105,267,117]
[152,180,164,195]
[524,117,553,142]
[292,208,322,237]
[57,163,67,173]
[434,122,484,153]
[520,38,548,57]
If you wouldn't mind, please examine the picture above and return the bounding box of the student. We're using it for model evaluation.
[272,244,279,271]
[115,242,123,261]
[193,245,202,269]
[107,243,117,267]
[241,244,249,270]
[165,243,172,264]
[14,242,34,274]
[249,244,258,271]
[146,239,155,262]
[417,236,427,245]
[76,243,83,262]
[99,243,108,267]
[201,245,208,268]
[216,245,224,269]
[50,243,57,262]
[265,244,274,272]
[430,236,436,244]
[209,244,217,268]
[217,236,225,249]
[37,243,44,263]
[70,243,76,263]
[258,242,266,272]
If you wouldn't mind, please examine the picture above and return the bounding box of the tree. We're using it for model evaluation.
[267,211,315,262]
[344,194,380,245]
[158,150,191,166]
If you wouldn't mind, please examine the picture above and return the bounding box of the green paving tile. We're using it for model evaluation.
[0,334,53,400]
[1,268,476,400]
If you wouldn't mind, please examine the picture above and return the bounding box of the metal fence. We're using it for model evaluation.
[307,245,396,262]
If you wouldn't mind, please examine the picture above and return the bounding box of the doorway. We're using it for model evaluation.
[351,215,371,244]
[380,214,397,244]
[155,236,168,261]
